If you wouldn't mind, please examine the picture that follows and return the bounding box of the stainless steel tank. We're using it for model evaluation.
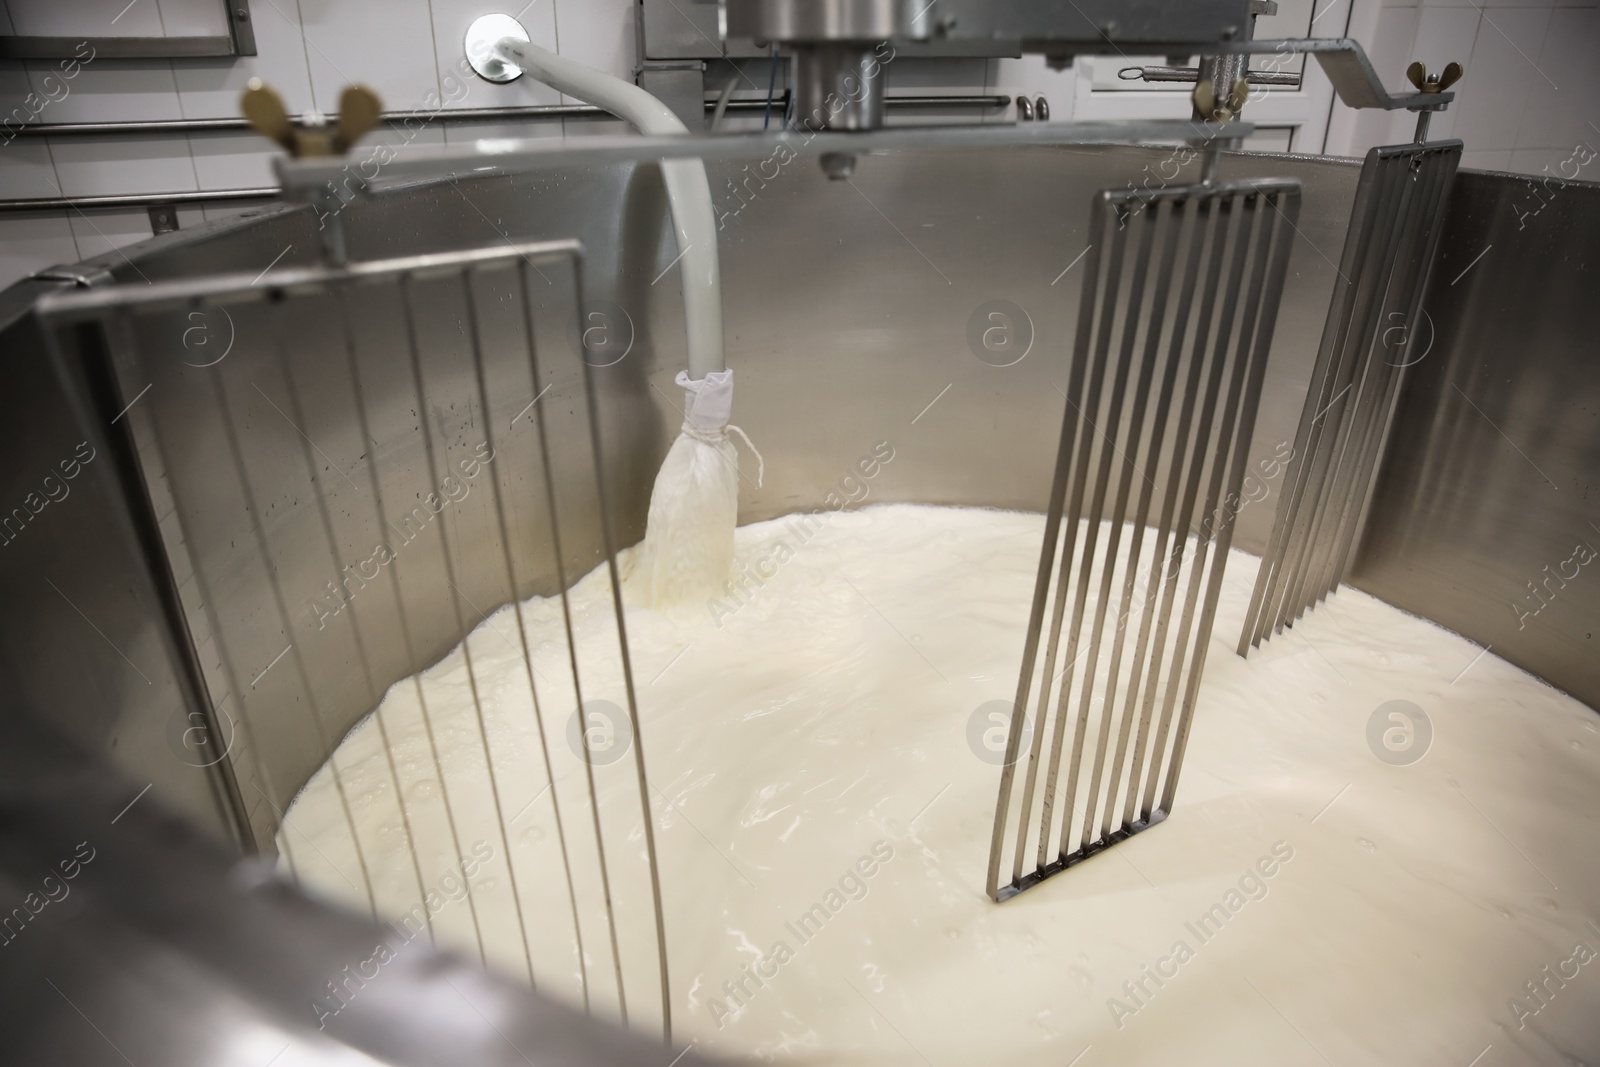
[1,141,1595,1064]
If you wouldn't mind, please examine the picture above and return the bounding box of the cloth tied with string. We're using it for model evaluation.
[632,369,762,608]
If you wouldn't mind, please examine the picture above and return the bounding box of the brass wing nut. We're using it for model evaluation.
[240,78,383,157]
[1191,77,1251,122]
[1406,61,1464,94]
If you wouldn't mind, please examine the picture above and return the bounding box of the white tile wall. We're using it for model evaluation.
[3,139,67,198]
[154,0,233,37]
[67,204,203,261]
[441,116,565,144]
[1332,0,1600,176]
[553,0,636,92]
[1343,3,1424,150]
[48,132,200,196]
[6,0,168,37]
[357,121,449,160]
[295,0,441,114]
[186,130,280,189]
[1453,8,1554,149]
[0,0,1596,290]
[172,3,317,118]
[24,59,184,123]
[0,211,79,284]
[1460,147,1515,170]
[1518,5,1600,153]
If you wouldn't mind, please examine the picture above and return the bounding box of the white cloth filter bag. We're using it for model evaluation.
[632,369,759,608]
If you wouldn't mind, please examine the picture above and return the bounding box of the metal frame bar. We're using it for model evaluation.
[5,94,1010,139]
[0,123,1254,216]
[1237,141,1461,655]
[0,188,279,213]
[36,312,257,853]
[1211,40,1454,112]
[394,268,540,984]
[0,1,255,59]
[273,120,1254,197]
[0,95,1018,216]
[0,709,702,1067]
[987,176,1301,902]
[37,238,580,317]
[36,235,674,1041]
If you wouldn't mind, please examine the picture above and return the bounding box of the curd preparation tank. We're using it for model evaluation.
[0,141,1596,1064]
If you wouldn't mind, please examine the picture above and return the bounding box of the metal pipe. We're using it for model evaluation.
[0,188,279,212]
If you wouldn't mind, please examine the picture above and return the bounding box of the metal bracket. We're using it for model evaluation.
[147,203,180,236]
[1236,40,1455,112]
[31,265,115,289]
[225,1,258,57]
[0,0,257,59]
[638,61,710,130]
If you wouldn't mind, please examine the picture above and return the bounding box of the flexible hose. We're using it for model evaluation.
[495,37,725,379]
[709,73,739,133]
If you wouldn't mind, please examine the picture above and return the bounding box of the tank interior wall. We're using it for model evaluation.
[1,145,1592,849]
[1350,170,1600,711]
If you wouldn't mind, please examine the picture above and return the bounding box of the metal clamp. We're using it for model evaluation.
[1235,40,1460,113]
[1185,0,1278,125]
[241,79,385,265]
[1125,40,1464,119]
[1403,60,1465,140]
